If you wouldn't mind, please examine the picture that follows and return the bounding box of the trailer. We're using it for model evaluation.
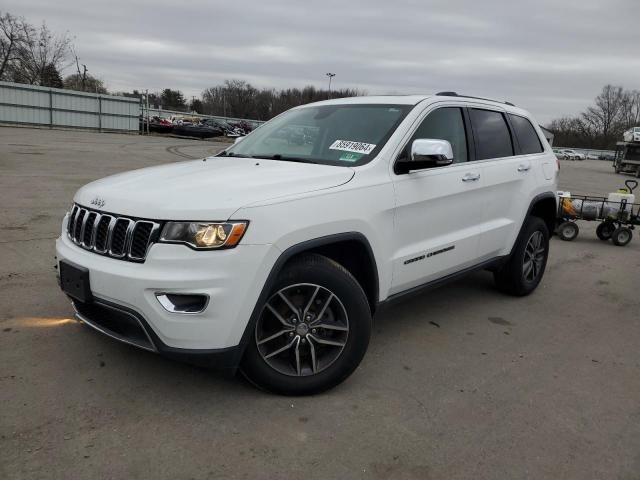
[556,180,640,246]
[613,142,640,178]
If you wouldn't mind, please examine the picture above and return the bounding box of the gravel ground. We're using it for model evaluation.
[1,127,639,479]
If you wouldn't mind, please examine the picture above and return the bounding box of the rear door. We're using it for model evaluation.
[471,108,544,259]
[389,104,486,295]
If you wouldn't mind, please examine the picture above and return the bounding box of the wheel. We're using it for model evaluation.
[557,221,579,241]
[615,161,622,173]
[611,227,632,246]
[596,222,616,241]
[240,254,371,395]
[635,168,640,179]
[494,216,550,296]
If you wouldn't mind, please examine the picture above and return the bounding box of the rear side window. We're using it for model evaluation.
[509,114,544,154]
[469,109,514,160]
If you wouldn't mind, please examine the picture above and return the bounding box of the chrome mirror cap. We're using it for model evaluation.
[411,139,454,165]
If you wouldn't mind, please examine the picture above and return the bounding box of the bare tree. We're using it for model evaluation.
[0,12,28,80]
[12,21,71,85]
[621,89,640,128]
[581,84,624,147]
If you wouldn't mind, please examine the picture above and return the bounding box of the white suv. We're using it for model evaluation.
[56,93,558,394]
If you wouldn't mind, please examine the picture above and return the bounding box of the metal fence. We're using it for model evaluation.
[0,81,140,132]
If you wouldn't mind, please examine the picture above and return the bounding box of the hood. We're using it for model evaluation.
[74,157,355,220]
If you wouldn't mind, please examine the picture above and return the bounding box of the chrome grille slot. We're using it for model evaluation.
[110,219,130,257]
[82,212,98,248]
[67,205,78,236]
[94,215,112,253]
[73,209,86,242]
[66,204,160,263]
[129,222,155,259]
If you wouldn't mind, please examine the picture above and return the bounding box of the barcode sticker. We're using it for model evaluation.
[329,140,376,155]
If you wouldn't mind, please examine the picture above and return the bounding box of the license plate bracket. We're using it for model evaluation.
[59,260,92,303]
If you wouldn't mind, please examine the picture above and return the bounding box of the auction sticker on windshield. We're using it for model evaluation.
[329,140,376,155]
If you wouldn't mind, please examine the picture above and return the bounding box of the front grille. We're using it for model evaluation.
[67,204,161,262]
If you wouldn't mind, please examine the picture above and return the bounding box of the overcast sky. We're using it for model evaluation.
[4,0,639,123]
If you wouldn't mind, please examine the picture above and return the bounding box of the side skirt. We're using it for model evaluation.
[377,256,508,309]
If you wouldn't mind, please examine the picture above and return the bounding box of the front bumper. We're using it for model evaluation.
[55,229,278,352]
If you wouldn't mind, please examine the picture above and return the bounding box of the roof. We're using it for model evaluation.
[296,93,534,120]
[306,95,431,106]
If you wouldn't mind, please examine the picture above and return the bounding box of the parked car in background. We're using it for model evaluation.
[623,127,640,143]
[562,149,586,160]
[553,148,569,160]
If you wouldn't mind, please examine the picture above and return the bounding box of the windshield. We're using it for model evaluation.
[221,104,412,166]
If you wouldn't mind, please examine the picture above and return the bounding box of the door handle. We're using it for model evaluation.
[462,173,481,182]
[517,164,531,172]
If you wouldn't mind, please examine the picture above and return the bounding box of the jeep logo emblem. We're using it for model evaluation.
[91,197,105,208]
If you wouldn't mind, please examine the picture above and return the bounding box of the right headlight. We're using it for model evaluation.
[159,221,248,250]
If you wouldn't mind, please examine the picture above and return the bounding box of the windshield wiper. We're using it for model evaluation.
[216,151,252,158]
[252,154,318,164]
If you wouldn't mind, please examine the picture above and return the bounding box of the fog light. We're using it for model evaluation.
[156,293,209,314]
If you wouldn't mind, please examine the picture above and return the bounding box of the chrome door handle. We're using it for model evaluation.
[462,173,481,182]
[517,164,531,172]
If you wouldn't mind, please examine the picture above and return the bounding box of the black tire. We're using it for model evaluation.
[494,216,550,296]
[596,222,616,241]
[557,221,579,241]
[240,253,371,395]
[611,227,633,246]
[615,162,622,174]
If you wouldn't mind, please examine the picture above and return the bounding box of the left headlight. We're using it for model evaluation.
[159,221,248,250]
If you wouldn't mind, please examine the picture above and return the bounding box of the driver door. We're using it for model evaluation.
[390,105,486,295]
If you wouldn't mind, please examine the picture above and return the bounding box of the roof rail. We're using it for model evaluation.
[435,91,515,107]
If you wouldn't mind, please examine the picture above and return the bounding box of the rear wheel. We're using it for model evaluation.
[241,254,371,395]
[494,216,549,296]
[612,227,633,246]
[557,221,579,241]
[596,221,616,241]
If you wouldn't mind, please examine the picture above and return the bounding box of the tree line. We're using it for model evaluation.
[547,85,640,149]
[140,81,362,120]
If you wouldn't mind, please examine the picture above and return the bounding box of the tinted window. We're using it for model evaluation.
[509,114,543,154]
[470,109,514,160]
[409,107,468,163]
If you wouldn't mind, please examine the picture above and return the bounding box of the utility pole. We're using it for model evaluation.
[145,89,150,135]
[326,73,336,98]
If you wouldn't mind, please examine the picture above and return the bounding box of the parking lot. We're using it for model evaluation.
[1,127,639,479]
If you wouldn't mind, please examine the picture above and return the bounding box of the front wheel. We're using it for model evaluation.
[494,216,550,296]
[612,227,633,246]
[241,254,371,395]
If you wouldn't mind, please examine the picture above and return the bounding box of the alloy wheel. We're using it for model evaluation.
[523,231,545,282]
[255,283,349,376]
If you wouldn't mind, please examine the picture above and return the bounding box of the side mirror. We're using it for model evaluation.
[396,139,454,174]
[234,136,244,145]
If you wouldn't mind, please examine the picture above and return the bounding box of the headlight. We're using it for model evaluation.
[159,221,248,250]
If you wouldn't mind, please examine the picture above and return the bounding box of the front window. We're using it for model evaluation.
[220,104,412,166]
[634,127,640,132]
